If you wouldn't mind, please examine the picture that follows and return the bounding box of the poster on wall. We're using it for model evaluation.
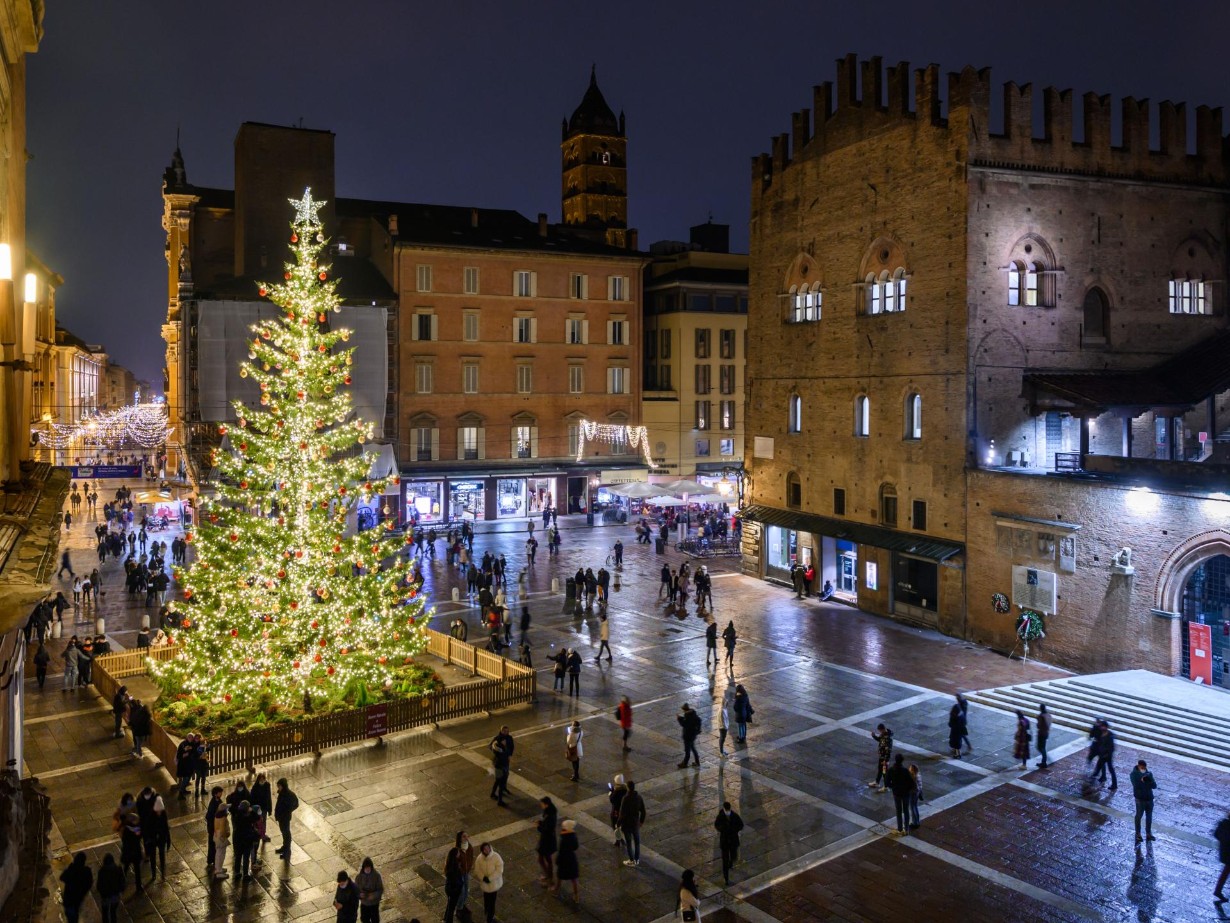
[1012,564,1057,613]
[1059,536,1076,573]
[1189,622,1213,685]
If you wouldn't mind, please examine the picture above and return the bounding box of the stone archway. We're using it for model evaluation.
[1155,529,1230,614]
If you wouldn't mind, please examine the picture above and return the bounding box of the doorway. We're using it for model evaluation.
[1181,553,1230,690]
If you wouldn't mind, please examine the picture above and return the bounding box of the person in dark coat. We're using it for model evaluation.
[714,801,745,885]
[1036,704,1052,768]
[535,798,558,886]
[885,754,917,834]
[144,796,171,880]
[1215,811,1230,900]
[111,686,129,738]
[119,813,145,891]
[205,785,224,871]
[705,620,718,668]
[552,647,567,693]
[489,725,514,807]
[618,780,647,867]
[677,703,702,768]
[1130,759,1158,843]
[251,773,273,842]
[333,870,360,923]
[721,621,737,671]
[1013,710,1031,769]
[96,853,125,923]
[732,684,753,743]
[1092,723,1118,789]
[60,852,93,923]
[947,699,966,757]
[128,700,151,757]
[554,819,580,902]
[274,778,299,858]
[443,830,473,923]
[33,642,50,690]
[566,648,582,696]
[175,736,196,797]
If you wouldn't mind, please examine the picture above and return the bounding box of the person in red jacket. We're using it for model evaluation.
[616,696,633,752]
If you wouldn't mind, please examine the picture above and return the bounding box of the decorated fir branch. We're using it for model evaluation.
[152,189,429,709]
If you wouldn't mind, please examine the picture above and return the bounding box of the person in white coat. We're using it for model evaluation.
[566,721,584,782]
[472,842,503,923]
[678,868,701,921]
[718,685,734,757]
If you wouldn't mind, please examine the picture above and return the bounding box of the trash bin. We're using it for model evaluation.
[655,538,665,555]
[566,577,577,600]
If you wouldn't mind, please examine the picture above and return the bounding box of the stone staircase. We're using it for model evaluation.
[967,677,1230,772]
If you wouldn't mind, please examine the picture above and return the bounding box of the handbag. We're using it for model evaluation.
[682,910,697,922]
[566,745,578,762]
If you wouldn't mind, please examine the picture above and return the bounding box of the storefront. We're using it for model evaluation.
[528,477,556,514]
[765,525,803,582]
[495,478,528,518]
[450,480,486,521]
[405,481,445,524]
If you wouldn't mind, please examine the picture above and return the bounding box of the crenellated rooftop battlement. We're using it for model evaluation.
[754,54,1227,194]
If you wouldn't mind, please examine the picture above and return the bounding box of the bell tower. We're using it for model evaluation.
[561,67,627,248]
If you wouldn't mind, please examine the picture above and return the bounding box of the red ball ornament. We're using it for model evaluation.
[263,671,271,678]
[297,391,305,400]
[183,590,193,600]
[344,375,352,385]
[259,285,267,297]
[291,232,299,243]
[378,656,387,665]
[185,532,194,542]
[229,533,239,542]
[319,638,327,647]
[340,647,348,655]
[239,443,247,451]
[299,442,308,450]
[294,550,303,559]
[392,476,401,486]
[332,544,341,554]
[277,569,287,579]
[404,657,413,664]
[239,481,248,490]
[393,632,401,641]
[318,313,326,323]
[292,660,300,669]
[224,694,232,703]
[310,620,319,629]
[326,665,335,676]
[290,601,299,610]
[318,271,328,281]
[230,628,238,637]
[408,616,416,625]
[284,272,292,280]
[338,487,347,496]
[313,653,322,663]
[218,425,228,435]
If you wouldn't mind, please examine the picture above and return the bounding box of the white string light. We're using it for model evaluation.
[575,419,654,467]
[31,403,173,450]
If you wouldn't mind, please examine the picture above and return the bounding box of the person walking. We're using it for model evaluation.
[714,801,744,885]
[554,820,580,902]
[705,620,718,669]
[120,813,145,891]
[33,641,50,690]
[129,699,151,757]
[732,684,753,744]
[721,621,737,672]
[442,831,473,923]
[718,684,733,757]
[659,563,672,600]
[567,647,582,696]
[211,804,231,881]
[1215,811,1230,900]
[678,702,702,768]
[1013,710,1031,770]
[595,612,612,662]
[472,842,503,923]
[333,870,360,923]
[869,724,893,792]
[1130,760,1158,843]
[618,780,646,867]
[355,857,384,923]
[908,764,923,830]
[613,539,623,567]
[947,697,966,758]
[536,798,558,887]
[616,695,633,752]
[144,796,171,881]
[566,720,584,781]
[274,778,299,858]
[60,853,93,923]
[96,854,125,923]
[552,647,567,694]
[885,754,916,835]
[1036,703,1051,768]
[62,638,79,691]
[608,774,628,847]
[678,869,702,921]
[58,549,74,579]
[489,725,514,807]
[1092,723,1119,790]
[956,693,972,753]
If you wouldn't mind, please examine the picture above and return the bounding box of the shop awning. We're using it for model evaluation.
[740,505,964,562]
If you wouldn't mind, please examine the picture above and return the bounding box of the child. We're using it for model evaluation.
[908,764,923,830]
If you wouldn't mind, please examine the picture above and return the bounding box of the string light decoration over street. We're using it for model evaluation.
[575,419,654,467]
[31,403,173,449]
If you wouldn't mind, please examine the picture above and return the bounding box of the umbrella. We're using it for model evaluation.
[605,482,659,499]
[688,493,727,504]
[653,478,702,496]
[649,496,686,507]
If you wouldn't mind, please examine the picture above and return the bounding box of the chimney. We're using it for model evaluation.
[470,208,479,229]
[538,212,548,237]
[627,229,638,251]
[387,214,399,235]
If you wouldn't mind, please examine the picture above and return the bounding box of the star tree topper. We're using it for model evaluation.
[290,187,325,228]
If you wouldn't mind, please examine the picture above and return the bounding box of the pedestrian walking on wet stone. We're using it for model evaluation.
[595,611,612,661]
[714,801,744,885]
[205,786,223,871]
[619,780,646,867]
[609,774,628,846]
[443,830,474,923]
[1215,811,1230,899]
[1036,704,1051,768]
[554,820,580,902]
[886,754,916,835]
[552,647,567,693]
[1013,709,1031,769]
[1130,760,1157,843]
[567,647,582,696]
[659,562,672,599]
[472,842,503,923]
[144,796,170,881]
[678,702,702,768]
[721,621,737,672]
[869,724,893,792]
[678,869,702,920]
[119,813,144,890]
[1092,722,1118,790]
[957,693,972,753]
[733,684,753,744]
[566,720,584,781]
[947,697,966,758]
[96,853,124,923]
[60,852,93,923]
[536,797,559,887]
[274,778,299,857]
[334,870,360,923]
[908,764,923,829]
[33,641,49,690]
[356,857,384,923]
[616,695,633,751]
[489,725,513,806]
[57,549,74,579]
[718,684,733,756]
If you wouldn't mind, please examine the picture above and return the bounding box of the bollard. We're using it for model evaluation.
[95,617,105,635]
[52,619,62,639]
[552,578,560,594]
[141,614,150,630]
[613,573,621,591]
[451,587,460,602]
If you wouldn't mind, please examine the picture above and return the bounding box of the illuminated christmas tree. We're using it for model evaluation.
[153,189,428,711]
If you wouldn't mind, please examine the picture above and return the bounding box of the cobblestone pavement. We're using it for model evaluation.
[13,486,1229,922]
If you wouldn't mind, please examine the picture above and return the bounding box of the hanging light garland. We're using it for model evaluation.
[575,419,654,467]
[31,403,173,450]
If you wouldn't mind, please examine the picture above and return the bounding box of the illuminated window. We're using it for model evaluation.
[904,393,921,440]
[695,400,710,430]
[1008,262,1022,306]
[788,394,802,433]
[855,395,870,437]
[720,400,735,430]
[1025,263,1039,306]
[1169,278,1209,315]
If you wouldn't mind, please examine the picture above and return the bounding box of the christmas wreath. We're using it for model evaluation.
[1016,609,1046,642]
[991,593,1010,614]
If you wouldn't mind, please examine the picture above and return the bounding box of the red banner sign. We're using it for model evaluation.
[365,703,389,738]
[1189,622,1214,685]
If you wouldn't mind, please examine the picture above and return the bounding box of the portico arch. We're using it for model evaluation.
[1154,529,1230,614]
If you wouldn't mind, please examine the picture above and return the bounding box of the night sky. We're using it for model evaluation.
[26,1,1230,387]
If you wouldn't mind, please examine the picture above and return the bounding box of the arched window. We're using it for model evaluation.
[854,395,870,437]
[1007,261,1023,306]
[884,268,907,313]
[1005,236,1057,307]
[1025,263,1040,306]
[1168,277,1208,315]
[786,471,802,509]
[1082,287,1109,343]
[904,393,921,440]
[867,274,882,314]
[788,394,802,433]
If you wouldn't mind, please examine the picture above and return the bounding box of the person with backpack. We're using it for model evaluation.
[677,703,702,768]
[274,778,299,858]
